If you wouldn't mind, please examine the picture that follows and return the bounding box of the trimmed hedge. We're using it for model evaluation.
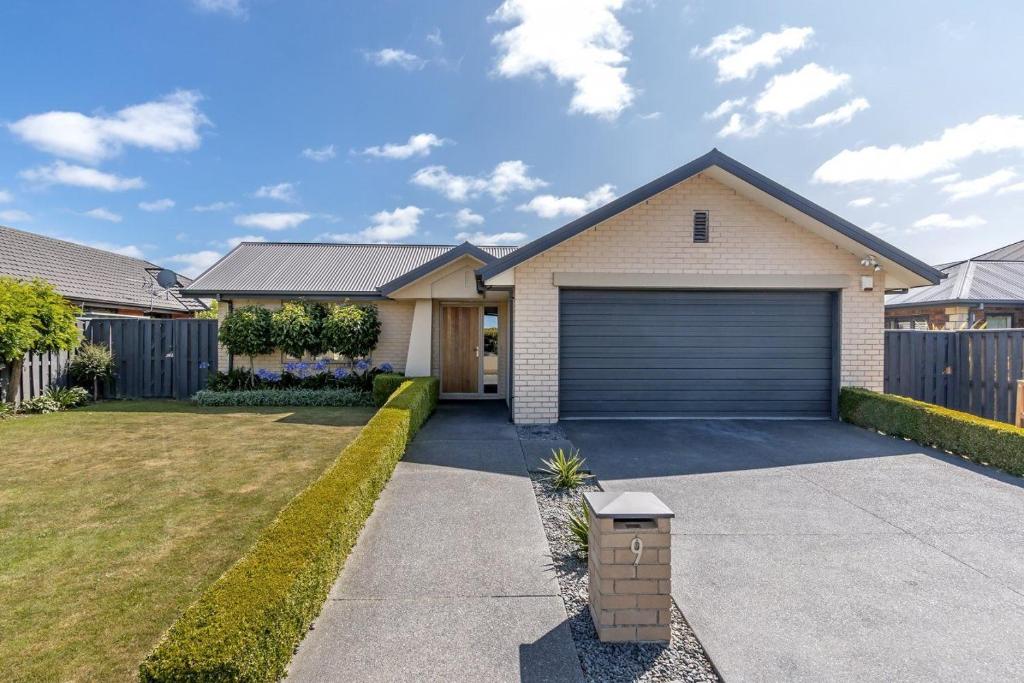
[140,376,440,682]
[192,388,374,407]
[839,387,1024,477]
[371,373,406,407]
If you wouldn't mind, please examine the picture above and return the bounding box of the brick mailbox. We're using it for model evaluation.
[584,491,674,643]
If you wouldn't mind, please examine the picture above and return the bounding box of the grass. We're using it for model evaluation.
[0,399,375,683]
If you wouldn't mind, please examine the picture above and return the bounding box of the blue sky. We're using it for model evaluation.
[1,0,1022,277]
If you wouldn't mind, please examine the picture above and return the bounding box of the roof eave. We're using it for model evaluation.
[377,241,497,295]
[181,289,387,300]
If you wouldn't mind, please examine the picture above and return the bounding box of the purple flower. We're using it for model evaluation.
[379,363,394,373]
[198,361,210,370]
[256,369,281,382]
[314,359,329,372]
[355,359,370,372]
[333,367,350,379]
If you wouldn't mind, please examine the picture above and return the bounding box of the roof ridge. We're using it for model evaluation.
[969,237,1024,261]
[237,241,517,248]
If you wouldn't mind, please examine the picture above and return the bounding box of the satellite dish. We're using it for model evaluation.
[154,269,179,288]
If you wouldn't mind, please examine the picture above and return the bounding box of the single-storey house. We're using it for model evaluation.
[184,149,942,423]
[885,239,1024,329]
[0,225,207,318]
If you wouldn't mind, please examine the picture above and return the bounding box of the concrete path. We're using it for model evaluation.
[288,402,582,682]
[562,419,1024,682]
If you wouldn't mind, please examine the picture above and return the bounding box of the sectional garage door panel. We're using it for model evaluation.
[558,289,834,418]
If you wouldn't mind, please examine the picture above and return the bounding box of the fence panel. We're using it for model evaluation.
[4,317,218,402]
[885,329,1024,424]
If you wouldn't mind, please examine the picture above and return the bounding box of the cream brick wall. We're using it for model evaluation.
[217,298,414,374]
[511,172,884,424]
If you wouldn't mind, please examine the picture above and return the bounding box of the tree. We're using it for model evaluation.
[218,305,275,382]
[321,304,381,366]
[0,277,80,404]
[69,342,116,401]
[194,299,218,320]
[271,301,327,359]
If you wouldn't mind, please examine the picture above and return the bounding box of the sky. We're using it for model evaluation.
[1,0,1022,277]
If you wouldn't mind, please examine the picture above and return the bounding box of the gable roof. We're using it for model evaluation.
[0,225,206,313]
[887,239,1024,308]
[477,149,944,286]
[184,242,518,297]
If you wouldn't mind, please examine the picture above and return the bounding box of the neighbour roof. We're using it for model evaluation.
[886,240,1024,308]
[477,148,945,286]
[0,225,206,313]
[184,242,518,296]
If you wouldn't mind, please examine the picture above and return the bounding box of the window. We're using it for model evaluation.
[482,306,499,394]
[986,314,1012,329]
[693,210,709,243]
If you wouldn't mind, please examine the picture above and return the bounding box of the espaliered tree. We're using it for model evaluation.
[322,304,381,368]
[271,302,327,359]
[218,305,275,384]
[0,277,80,404]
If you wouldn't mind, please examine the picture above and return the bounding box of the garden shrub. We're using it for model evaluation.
[140,377,439,682]
[192,388,375,407]
[271,302,327,359]
[206,362,393,393]
[372,372,406,407]
[19,386,90,414]
[69,342,115,400]
[840,387,1024,477]
[321,304,381,365]
[219,306,275,379]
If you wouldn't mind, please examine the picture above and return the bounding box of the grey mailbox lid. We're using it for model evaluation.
[583,492,674,519]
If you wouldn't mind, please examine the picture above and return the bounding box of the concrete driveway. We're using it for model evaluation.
[561,419,1024,682]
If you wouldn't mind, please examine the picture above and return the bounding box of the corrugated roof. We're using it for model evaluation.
[0,225,206,313]
[886,255,1024,308]
[971,239,1024,262]
[185,242,519,295]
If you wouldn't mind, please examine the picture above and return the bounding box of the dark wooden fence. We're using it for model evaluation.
[884,329,1024,424]
[1,318,218,402]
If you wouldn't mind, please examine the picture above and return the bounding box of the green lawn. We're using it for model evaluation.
[0,400,375,683]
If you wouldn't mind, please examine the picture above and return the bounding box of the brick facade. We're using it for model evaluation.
[510,172,884,424]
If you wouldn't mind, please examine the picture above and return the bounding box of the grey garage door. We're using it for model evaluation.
[559,289,835,418]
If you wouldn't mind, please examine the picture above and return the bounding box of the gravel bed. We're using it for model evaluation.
[531,474,719,683]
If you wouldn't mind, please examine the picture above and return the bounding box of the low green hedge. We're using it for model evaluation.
[371,373,406,407]
[140,376,439,682]
[839,387,1024,476]
[192,388,375,407]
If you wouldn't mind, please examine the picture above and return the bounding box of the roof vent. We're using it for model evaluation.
[693,211,709,243]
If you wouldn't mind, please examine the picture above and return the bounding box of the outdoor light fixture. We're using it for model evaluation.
[860,254,882,272]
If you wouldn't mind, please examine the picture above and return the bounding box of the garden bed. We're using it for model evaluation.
[530,473,719,683]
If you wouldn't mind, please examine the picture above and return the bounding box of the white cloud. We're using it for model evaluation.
[20,161,144,191]
[139,198,175,212]
[909,213,986,232]
[233,212,311,231]
[940,168,1016,201]
[322,206,425,243]
[0,189,12,203]
[8,90,208,163]
[166,250,222,278]
[426,28,444,47]
[365,48,426,70]
[814,114,1024,184]
[997,180,1024,195]
[302,144,336,162]
[192,201,235,212]
[0,209,31,223]
[362,133,447,159]
[455,231,527,245]
[84,207,122,222]
[454,208,485,227]
[192,0,247,17]
[804,97,870,128]
[254,182,298,202]
[517,183,616,219]
[704,97,746,120]
[717,112,766,138]
[638,111,662,120]
[755,63,849,118]
[490,0,634,119]
[692,25,814,81]
[412,160,546,202]
[931,173,961,184]
[848,196,875,207]
[865,221,894,236]
[224,235,267,248]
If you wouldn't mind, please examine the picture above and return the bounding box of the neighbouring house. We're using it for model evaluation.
[184,149,942,423]
[885,239,1024,329]
[0,225,207,318]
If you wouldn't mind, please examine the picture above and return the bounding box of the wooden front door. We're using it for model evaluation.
[442,306,479,394]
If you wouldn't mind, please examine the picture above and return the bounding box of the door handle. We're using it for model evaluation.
[475,346,480,358]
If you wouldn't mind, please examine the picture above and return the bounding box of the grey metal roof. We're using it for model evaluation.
[0,225,207,313]
[886,256,1024,308]
[477,148,945,285]
[971,239,1024,262]
[184,242,519,296]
